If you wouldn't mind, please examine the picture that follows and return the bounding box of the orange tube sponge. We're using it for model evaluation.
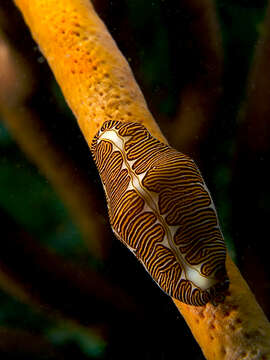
[14,0,270,359]
[175,256,270,359]
[14,0,165,146]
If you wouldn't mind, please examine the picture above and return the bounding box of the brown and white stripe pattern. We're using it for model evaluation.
[91,120,229,306]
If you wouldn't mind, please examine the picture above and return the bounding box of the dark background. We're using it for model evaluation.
[0,0,269,359]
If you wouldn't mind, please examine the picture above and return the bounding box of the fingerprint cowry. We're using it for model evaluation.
[91,120,229,306]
